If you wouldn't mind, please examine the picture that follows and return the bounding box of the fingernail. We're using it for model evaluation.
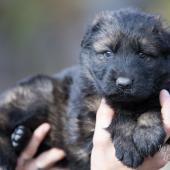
[42,123,50,131]
[51,148,66,157]
[101,98,106,104]
[161,89,170,98]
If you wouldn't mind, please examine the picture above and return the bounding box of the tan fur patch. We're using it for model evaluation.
[93,30,122,53]
[0,78,54,110]
[137,112,160,127]
[85,96,101,112]
[93,36,113,53]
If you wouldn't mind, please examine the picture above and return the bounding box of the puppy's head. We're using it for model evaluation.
[80,9,170,102]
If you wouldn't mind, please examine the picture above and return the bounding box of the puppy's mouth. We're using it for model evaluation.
[106,93,137,102]
[104,89,147,102]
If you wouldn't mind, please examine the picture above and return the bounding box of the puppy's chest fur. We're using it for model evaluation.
[48,70,161,167]
[62,91,163,169]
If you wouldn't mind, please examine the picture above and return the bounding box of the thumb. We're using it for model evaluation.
[160,89,170,137]
[160,89,170,108]
[93,99,114,147]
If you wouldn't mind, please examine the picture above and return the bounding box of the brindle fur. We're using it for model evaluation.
[0,9,170,170]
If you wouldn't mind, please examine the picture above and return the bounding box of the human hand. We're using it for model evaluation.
[15,89,170,170]
[91,89,170,170]
[91,99,131,170]
[16,123,67,170]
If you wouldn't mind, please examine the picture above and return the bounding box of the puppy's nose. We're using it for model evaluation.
[116,77,132,89]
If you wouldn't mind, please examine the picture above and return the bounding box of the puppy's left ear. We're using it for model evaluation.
[158,19,170,91]
[155,17,170,55]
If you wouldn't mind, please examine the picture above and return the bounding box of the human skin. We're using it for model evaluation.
[16,89,170,170]
[91,89,170,170]
[15,123,67,170]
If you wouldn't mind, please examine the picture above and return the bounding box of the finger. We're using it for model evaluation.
[28,148,65,170]
[160,89,170,107]
[19,123,50,161]
[138,145,170,170]
[159,145,170,163]
[93,99,114,147]
[95,99,114,129]
[160,90,170,137]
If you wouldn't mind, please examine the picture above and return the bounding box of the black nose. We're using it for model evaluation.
[116,77,132,89]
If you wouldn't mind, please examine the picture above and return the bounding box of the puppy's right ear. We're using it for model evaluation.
[81,11,113,49]
[80,19,101,49]
[154,16,170,56]
[81,11,111,49]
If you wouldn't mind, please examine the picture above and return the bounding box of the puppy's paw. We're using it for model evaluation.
[114,137,144,168]
[11,125,32,154]
[11,125,24,148]
[133,124,166,157]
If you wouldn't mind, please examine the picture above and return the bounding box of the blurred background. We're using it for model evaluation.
[0,0,170,169]
[0,0,170,91]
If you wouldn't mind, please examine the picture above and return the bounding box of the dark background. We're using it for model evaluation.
[0,1,170,169]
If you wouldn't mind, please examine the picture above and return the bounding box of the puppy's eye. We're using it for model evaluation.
[138,52,153,62]
[103,51,113,58]
[139,52,146,58]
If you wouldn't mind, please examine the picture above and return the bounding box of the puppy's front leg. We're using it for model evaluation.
[133,112,166,157]
[111,114,144,168]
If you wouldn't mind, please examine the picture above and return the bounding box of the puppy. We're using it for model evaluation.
[0,8,170,170]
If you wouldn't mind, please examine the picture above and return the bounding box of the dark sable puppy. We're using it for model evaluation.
[0,8,170,170]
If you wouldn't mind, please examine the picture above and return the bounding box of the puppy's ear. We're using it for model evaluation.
[81,17,102,48]
[159,20,170,91]
[160,30,170,55]
[154,16,170,55]
[81,11,112,48]
[80,23,100,48]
